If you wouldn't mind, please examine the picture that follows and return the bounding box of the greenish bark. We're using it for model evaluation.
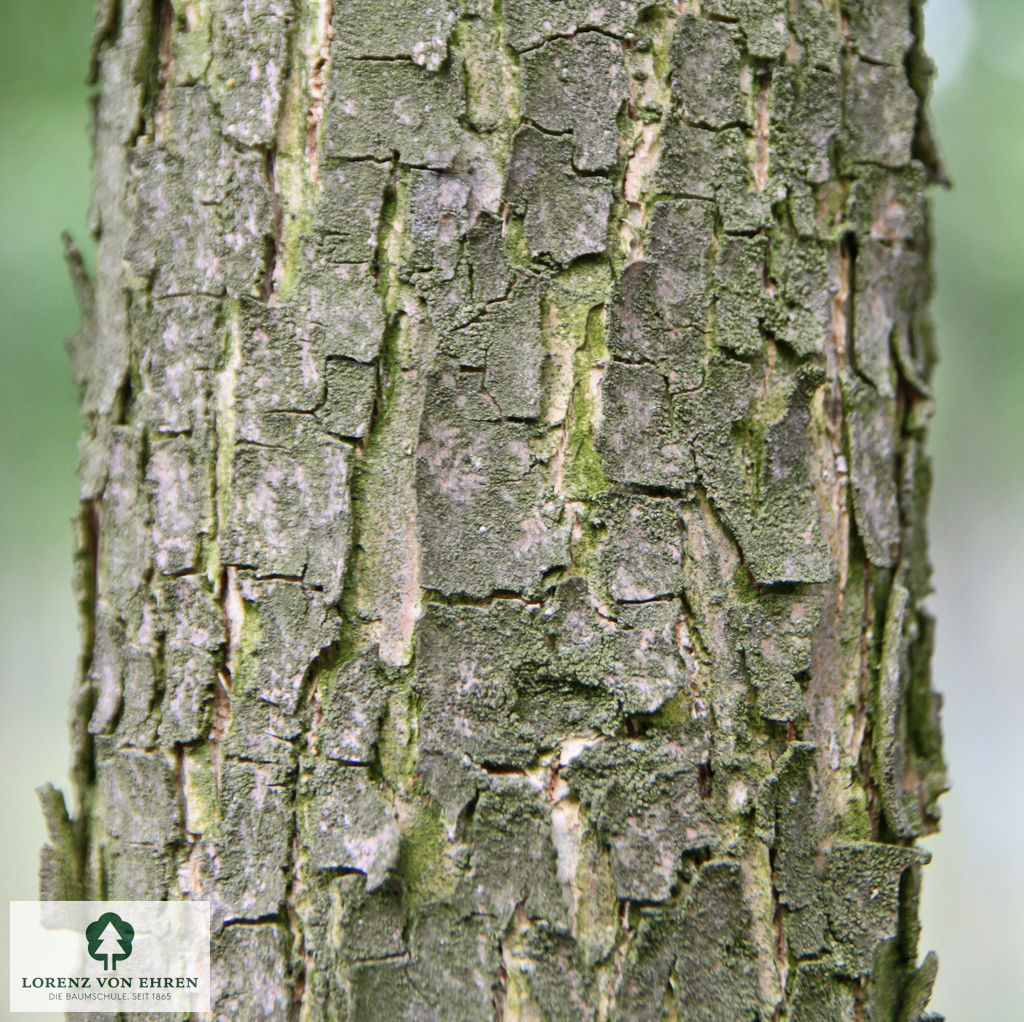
[43,0,946,1017]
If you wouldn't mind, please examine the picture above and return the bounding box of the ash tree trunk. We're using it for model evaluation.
[42,0,947,1018]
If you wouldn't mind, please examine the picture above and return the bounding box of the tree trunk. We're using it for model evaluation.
[42,0,947,1017]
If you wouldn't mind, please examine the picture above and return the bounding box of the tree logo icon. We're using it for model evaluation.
[85,912,135,970]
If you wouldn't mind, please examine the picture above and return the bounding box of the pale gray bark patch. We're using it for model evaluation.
[322,59,465,166]
[317,648,386,762]
[416,380,571,596]
[853,239,924,398]
[37,784,81,901]
[209,0,296,147]
[211,923,293,1019]
[235,578,336,715]
[646,198,717,325]
[125,88,274,298]
[436,275,546,419]
[98,747,181,845]
[564,734,714,901]
[716,235,771,358]
[453,780,567,926]
[346,908,497,1019]
[331,0,457,66]
[708,0,789,61]
[294,261,386,363]
[505,126,614,264]
[227,424,352,601]
[823,842,928,975]
[658,121,752,204]
[771,67,842,186]
[299,759,399,891]
[597,496,685,603]
[768,235,833,359]
[414,599,618,769]
[615,861,763,1022]
[48,0,948,1017]
[758,742,828,958]
[789,960,859,1022]
[502,0,647,52]
[846,0,914,66]
[521,33,628,173]
[605,260,702,381]
[730,593,823,722]
[315,160,390,261]
[844,61,919,169]
[670,15,748,130]
[158,577,223,742]
[842,371,902,568]
[684,361,834,583]
[597,360,695,489]
[195,758,295,923]
[136,296,222,433]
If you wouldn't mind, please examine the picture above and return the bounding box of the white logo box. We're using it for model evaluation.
[10,901,210,1014]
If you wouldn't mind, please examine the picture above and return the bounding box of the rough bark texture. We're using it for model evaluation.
[43,0,947,1018]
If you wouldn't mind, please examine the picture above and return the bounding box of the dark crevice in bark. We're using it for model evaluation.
[71,499,102,800]
[614,481,693,500]
[260,143,284,302]
[133,0,172,146]
[768,841,789,1021]
[305,0,335,179]
[421,586,548,608]
[209,566,236,796]
[223,913,288,928]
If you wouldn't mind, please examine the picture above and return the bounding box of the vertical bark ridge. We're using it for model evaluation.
[46,0,947,1018]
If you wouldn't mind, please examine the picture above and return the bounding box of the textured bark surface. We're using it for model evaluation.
[43,0,947,1018]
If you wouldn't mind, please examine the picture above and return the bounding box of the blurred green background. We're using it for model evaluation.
[0,0,1020,1017]
[1,3,93,1019]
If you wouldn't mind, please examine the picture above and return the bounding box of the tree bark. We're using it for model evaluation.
[42,0,947,1018]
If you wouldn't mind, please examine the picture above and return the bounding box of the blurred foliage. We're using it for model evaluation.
[929,0,1024,496]
[0,3,94,101]
[0,6,94,1019]
[0,1,92,544]
[923,7,1024,1019]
